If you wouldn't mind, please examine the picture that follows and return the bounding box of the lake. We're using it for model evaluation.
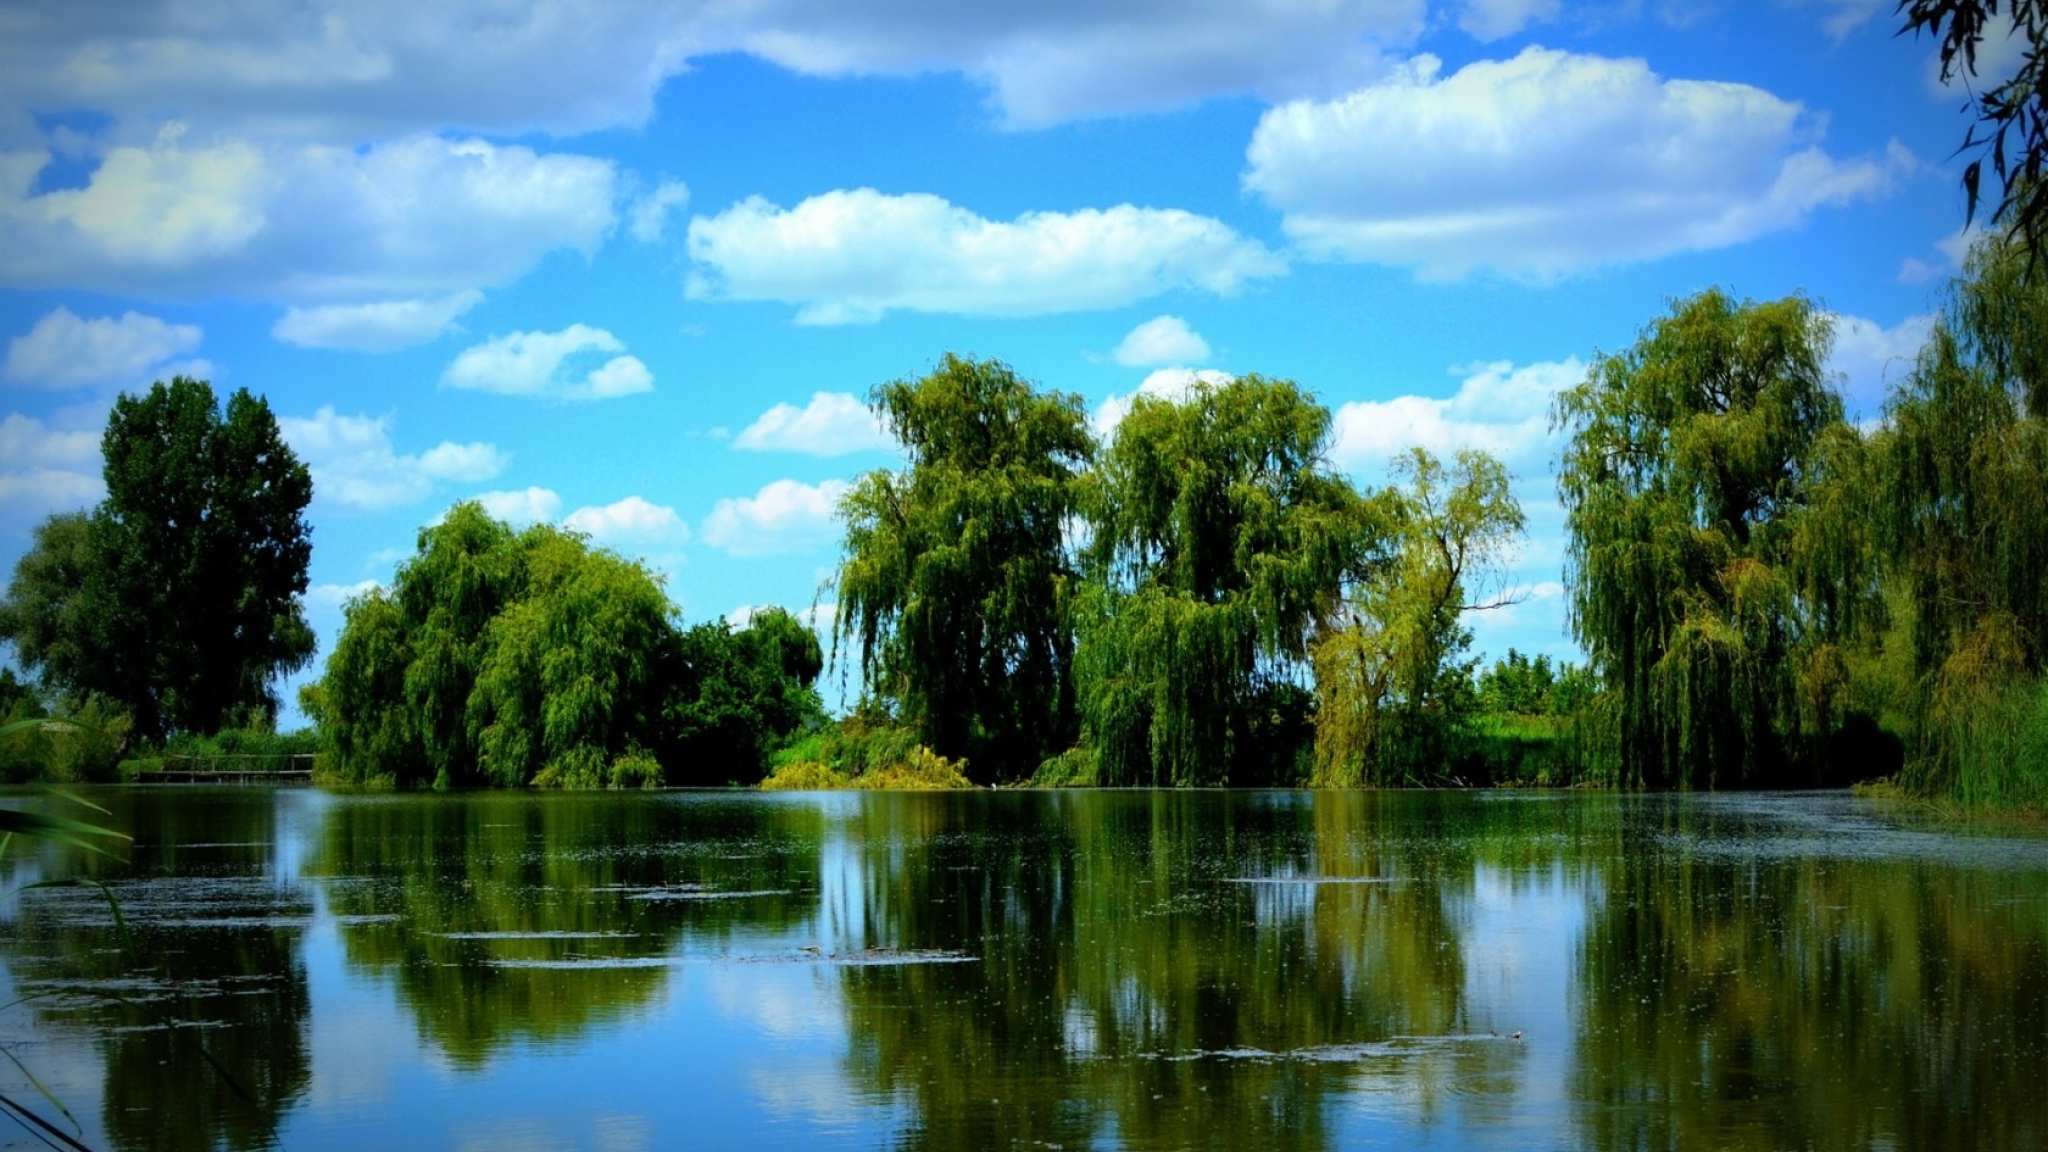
[0,787,2042,1152]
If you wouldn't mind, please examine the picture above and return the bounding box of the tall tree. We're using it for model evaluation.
[835,354,1092,782]
[1312,447,1523,786]
[0,512,96,699]
[311,502,820,787]
[1555,291,1859,788]
[315,505,670,787]
[1875,223,2048,792]
[1078,374,1379,786]
[668,607,827,785]
[0,377,315,739]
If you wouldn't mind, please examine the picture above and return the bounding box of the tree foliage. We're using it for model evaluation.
[0,513,96,699]
[1311,448,1523,786]
[1899,0,2048,263]
[1875,224,2048,793]
[669,608,826,785]
[0,377,314,740]
[1077,375,1378,786]
[311,503,820,788]
[835,354,1092,782]
[1555,291,1859,788]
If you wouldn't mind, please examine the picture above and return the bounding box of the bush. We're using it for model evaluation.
[759,720,973,790]
[0,697,132,784]
[1032,746,1099,787]
[853,746,974,790]
[532,747,665,790]
[1924,673,2048,814]
[759,761,853,791]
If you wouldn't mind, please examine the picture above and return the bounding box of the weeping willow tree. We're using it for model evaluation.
[307,502,818,788]
[834,355,1092,782]
[1076,375,1380,786]
[1875,225,2048,804]
[466,524,681,788]
[1555,290,1865,789]
[1311,447,1523,786]
[311,503,523,787]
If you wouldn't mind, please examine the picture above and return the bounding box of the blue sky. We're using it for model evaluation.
[0,0,1994,720]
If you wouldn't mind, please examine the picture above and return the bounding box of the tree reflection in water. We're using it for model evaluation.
[308,792,828,1067]
[0,788,2040,1152]
[827,791,1518,1151]
[1,790,311,1152]
[1572,796,2048,1152]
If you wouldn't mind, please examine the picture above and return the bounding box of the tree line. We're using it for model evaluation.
[829,355,1531,788]
[5,223,2046,806]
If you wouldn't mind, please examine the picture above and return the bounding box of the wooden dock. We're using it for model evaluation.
[140,753,317,785]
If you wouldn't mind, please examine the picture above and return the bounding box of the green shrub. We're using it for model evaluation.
[532,747,666,790]
[759,761,853,790]
[853,746,974,790]
[759,720,972,790]
[1031,746,1099,787]
[1927,674,2048,815]
[0,697,132,784]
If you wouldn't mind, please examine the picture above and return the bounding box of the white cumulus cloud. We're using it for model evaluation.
[1245,47,1909,280]
[565,495,691,546]
[0,412,104,524]
[305,580,383,610]
[473,487,563,527]
[278,406,508,510]
[272,290,483,352]
[0,413,99,469]
[1329,358,1585,475]
[686,189,1285,324]
[441,324,654,401]
[700,478,851,556]
[733,392,893,456]
[0,467,106,516]
[0,132,617,301]
[629,178,691,242]
[1113,315,1211,367]
[0,2,1429,139]
[4,306,202,388]
[1797,0,1888,39]
[1457,0,1560,41]
[1092,367,1234,440]
[1828,311,1934,416]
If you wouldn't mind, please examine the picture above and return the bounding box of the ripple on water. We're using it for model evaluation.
[1223,876,1407,885]
[431,930,643,940]
[735,947,977,967]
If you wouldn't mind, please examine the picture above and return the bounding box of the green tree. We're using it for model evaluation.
[835,354,1092,782]
[1555,291,1861,788]
[1311,447,1523,786]
[669,608,826,785]
[470,524,682,788]
[1875,223,2048,798]
[313,506,677,788]
[0,378,314,740]
[311,502,821,788]
[0,512,96,696]
[1477,650,1558,715]
[1078,374,1379,786]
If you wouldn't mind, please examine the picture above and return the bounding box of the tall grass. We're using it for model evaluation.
[1925,674,2048,815]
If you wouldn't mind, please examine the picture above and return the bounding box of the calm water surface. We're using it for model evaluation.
[0,788,2042,1152]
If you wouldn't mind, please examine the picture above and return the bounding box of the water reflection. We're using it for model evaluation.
[308,793,826,1066]
[825,792,1522,1151]
[0,787,2041,1152]
[1572,796,2048,1152]
[1,790,311,1152]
